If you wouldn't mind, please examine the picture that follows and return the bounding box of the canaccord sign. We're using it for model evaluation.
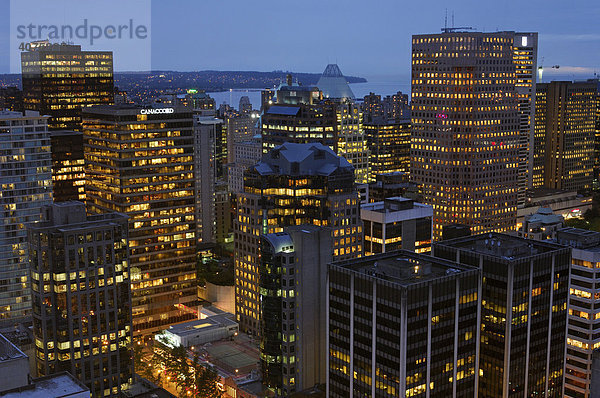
[140,108,174,115]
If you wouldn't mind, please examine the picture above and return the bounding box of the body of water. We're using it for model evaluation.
[208,80,411,110]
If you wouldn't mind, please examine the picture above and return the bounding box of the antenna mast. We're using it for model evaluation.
[444,9,447,32]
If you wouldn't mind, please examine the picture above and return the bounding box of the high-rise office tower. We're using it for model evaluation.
[261,100,338,153]
[411,31,520,237]
[262,69,370,184]
[513,33,538,207]
[27,202,133,397]
[327,250,480,397]
[260,226,332,396]
[362,92,383,122]
[50,131,86,202]
[83,105,197,334]
[335,100,370,184]
[0,87,24,113]
[188,90,216,111]
[21,43,114,131]
[239,96,253,114]
[214,182,233,245]
[433,233,570,397]
[382,91,410,121]
[261,88,276,112]
[317,64,370,184]
[533,81,596,191]
[550,228,600,398]
[361,197,432,254]
[194,115,222,244]
[590,79,600,187]
[368,171,423,203]
[225,112,257,165]
[227,138,262,194]
[0,110,52,325]
[234,143,362,334]
[364,119,410,180]
[363,91,410,123]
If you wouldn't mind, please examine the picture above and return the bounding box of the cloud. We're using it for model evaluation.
[543,65,596,74]
[541,33,600,42]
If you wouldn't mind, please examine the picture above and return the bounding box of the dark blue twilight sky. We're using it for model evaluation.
[1,0,599,81]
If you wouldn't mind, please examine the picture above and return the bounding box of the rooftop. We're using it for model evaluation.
[0,333,27,363]
[362,197,428,213]
[331,250,476,286]
[82,104,192,115]
[266,105,300,116]
[316,64,355,99]
[556,227,600,251]
[253,143,352,176]
[27,202,128,232]
[49,130,82,137]
[522,207,564,226]
[164,308,237,338]
[436,233,566,260]
[0,110,47,119]
[0,372,89,398]
[195,334,260,378]
[262,232,295,253]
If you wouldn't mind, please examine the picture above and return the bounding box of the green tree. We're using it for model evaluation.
[133,339,161,384]
[190,354,221,398]
[154,335,221,397]
[565,218,591,230]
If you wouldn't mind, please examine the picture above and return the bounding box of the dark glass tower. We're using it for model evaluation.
[235,143,362,335]
[50,131,85,202]
[433,233,570,397]
[21,44,114,131]
[327,251,480,397]
[27,202,133,397]
[260,226,332,396]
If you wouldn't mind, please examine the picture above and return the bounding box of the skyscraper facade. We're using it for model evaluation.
[262,69,370,184]
[327,251,480,397]
[335,100,370,184]
[261,102,338,154]
[534,81,596,191]
[411,31,520,238]
[433,233,570,397]
[364,119,410,180]
[513,33,538,207]
[592,79,600,188]
[361,197,433,255]
[21,43,114,131]
[260,226,332,396]
[83,105,197,334]
[552,228,600,398]
[194,115,221,244]
[0,110,52,325]
[225,112,257,164]
[27,202,133,397]
[227,139,262,194]
[50,131,86,202]
[234,143,362,334]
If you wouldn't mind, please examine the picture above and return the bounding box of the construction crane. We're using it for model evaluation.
[538,57,560,82]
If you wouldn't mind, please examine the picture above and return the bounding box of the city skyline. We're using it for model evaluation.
[2,3,600,396]
[0,0,598,79]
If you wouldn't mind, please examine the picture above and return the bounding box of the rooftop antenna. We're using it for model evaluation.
[444,9,448,31]
[441,10,474,33]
